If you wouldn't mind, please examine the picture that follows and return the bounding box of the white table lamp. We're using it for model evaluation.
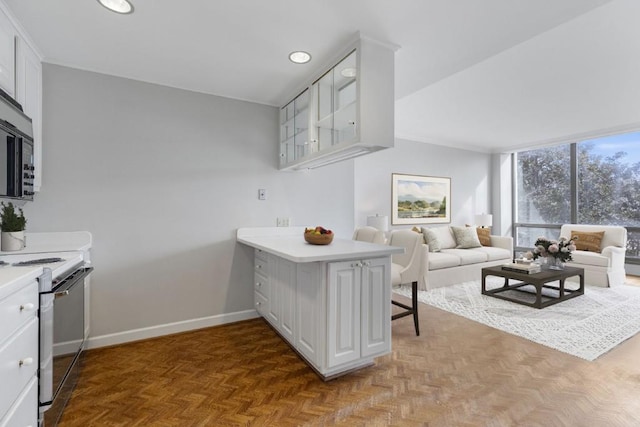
[475,214,493,228]
[367,214,389,232]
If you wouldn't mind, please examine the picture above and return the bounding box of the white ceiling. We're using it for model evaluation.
[4,0,639,152]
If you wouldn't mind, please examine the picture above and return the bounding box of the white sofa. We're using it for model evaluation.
[416,226,513,291]
[560,224,627,287]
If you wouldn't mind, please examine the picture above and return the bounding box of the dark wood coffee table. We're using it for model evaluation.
[481,265,585,309]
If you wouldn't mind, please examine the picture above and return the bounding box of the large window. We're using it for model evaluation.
[514,131,640,261]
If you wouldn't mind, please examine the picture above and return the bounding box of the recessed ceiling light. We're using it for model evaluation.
[289,51,311,64]
[97,0,134,14]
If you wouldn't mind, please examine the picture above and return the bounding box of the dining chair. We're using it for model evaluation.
[388,229,423,336]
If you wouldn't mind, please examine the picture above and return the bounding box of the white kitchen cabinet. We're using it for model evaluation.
[260,251,296,343]
[240,227,400,379]
[279,89,310,166]
[0,9,15,98]
[251,251,391,378]
[327,257,391,367]
[272,257,296,342]
[279,36,395,170]
[0,4,43,192]
[254,249,270,317]
[295,263,322,365]
[327,260,361,367]
[0,277,39,425]
[360,257,391,358]
[15,36,42,191]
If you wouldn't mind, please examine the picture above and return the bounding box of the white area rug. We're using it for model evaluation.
[393,278,640,361]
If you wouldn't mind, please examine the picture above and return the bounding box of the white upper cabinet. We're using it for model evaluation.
[0,4,43,192]
[279,89,310,167]
[15,37,42,190]
[0,8,15,98]
[279,36,396,170]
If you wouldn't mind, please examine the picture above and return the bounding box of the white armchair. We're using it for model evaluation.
[388,229,423,336]
[560,224,627,287]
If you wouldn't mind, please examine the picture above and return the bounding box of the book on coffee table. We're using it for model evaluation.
[501,263,542,274]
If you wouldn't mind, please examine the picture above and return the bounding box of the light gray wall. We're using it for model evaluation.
[354,139,493,230]
[24,64,355,338]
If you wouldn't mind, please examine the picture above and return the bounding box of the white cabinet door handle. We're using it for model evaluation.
[256,282,262,287]
[256,301,262,307]
[19,357,34,367]
[20,303,35,312]
[362,261,370,267]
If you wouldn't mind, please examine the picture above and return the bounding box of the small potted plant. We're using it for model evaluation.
[0,201,27,251]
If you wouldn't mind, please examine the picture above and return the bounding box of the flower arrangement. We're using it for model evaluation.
[527,236,577,262]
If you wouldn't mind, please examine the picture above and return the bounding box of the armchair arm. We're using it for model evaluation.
[602,246,626,268]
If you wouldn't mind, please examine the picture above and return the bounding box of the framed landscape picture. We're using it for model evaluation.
[392,174,451,225]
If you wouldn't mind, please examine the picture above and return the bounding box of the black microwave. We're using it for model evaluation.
[0,89,34,201]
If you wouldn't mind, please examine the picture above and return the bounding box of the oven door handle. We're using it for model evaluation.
[49,266,94,298]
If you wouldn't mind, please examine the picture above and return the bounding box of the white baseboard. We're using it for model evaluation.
[86,309,261,350]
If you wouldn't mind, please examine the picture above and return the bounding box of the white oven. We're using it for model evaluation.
[1,251,92,426]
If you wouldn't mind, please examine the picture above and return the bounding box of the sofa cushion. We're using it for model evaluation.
[570,230,605,252]
[441,249,488,265]
[451,226,482,249]
[429,226,457,250]
[421,227,441,252]
[472,246,512,261]
[427,252,461,270]
[569,250,610,268]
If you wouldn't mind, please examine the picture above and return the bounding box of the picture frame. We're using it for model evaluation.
[392,173,451,225]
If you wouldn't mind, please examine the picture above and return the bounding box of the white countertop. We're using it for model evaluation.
[237,227,403,262]
[0,264,42,300]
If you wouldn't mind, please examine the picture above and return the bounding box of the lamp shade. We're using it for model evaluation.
[367,215,389,232]
[475,214,493,227]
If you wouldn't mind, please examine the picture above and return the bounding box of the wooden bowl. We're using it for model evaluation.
[304,232,334,245]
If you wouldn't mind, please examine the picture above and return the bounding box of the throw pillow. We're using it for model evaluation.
[571,230,605,252]
[431,226,457,249]
[451,226,482,249]
[411,226,422,233]
[465,224,491,246]
[420,227,441,252]
[476,227,492,246]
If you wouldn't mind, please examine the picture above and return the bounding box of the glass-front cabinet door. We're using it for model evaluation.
[313,50,357,151]
[280,89,310,166]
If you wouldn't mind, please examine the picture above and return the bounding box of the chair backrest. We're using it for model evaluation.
[352,226,385,244]
[388,229,422,268]
[388,229,423,286]
[560,224,627,250]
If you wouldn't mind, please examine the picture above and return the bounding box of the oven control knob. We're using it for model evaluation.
[20,303,35,312]
[19,357,34,367]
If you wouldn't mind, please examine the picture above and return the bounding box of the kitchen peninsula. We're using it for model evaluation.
[237,227,403,380]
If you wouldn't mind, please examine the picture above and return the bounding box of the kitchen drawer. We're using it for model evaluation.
[0,281,38,342]
[0,318,38,417]
[255,248,268,262]
[0,376,37,427]
[254,272,269,299]
[254,291,268,317]
[254,257,268,275]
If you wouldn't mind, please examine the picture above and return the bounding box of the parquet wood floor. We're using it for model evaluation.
[59,278,640,426]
